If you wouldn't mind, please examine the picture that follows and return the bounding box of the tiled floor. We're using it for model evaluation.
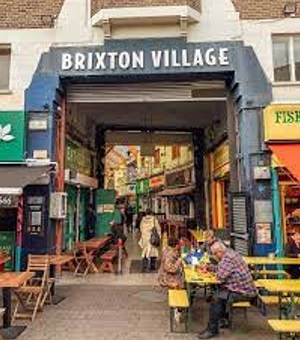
[16,232,277,340]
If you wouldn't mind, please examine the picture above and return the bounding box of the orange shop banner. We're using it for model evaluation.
[149,175,165,188]
[264,104,300,141]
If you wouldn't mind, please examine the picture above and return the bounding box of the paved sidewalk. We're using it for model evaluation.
[16,282,276,340]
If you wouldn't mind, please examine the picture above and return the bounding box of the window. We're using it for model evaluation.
[0,45,11,90]
[273,35,300,82]
[171,146,181,160]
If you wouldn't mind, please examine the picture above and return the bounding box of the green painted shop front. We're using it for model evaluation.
[0,111,25,270]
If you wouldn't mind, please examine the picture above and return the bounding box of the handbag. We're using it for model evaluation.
[150,227,161,247]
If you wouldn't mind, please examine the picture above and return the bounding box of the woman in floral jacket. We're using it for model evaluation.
[158,237,185,289]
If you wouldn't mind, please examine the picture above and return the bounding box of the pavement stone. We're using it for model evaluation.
[14,281,277,340]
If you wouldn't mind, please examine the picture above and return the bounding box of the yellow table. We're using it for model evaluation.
[184,265,218,301]
[243,257,300,279]
[244,257,300,266]
[184,266,218,285]
[258,279,300,319]
[189,230,205,244]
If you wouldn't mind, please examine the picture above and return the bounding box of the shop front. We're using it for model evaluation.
[64,138,98,248]
[264,104,300,255]
[25,38,273,256]
[0,111,52,269]
[159,164,195,223]
[136,178,150,213]
[149,174,165,219]
[206,140,230,229]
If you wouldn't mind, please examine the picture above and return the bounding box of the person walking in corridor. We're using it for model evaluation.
[139,209,161,272]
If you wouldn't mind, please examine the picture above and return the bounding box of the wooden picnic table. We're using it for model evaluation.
[0,272,34,330]
[84,236,111,251]
[74,236,112,275]
[257,279,300,319]
[184,265,218,301]
[244,257,300,278]
[184,266,218,285]
[48,254,74,304]
[244,257,300,266]
[49,254,74,266]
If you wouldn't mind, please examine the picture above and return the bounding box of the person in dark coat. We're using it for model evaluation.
[109,220,128,257]
[285,231,300,279]
[85,204,96,239]
[125,205,134,233]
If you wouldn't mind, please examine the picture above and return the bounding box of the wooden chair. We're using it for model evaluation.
[73,242,96,277]
[13,255,50,321]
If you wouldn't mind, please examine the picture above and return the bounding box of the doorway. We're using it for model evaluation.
[63,79,233,260]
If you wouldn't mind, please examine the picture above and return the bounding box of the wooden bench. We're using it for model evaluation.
[99,248,118,273]
[168,289,190,333]
[228,301,251,329]
[252,270,290,279]
[268,319,300,339]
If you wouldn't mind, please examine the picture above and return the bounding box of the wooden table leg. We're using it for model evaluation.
[2,288,12,329]
[50,264,56,296]
[88,251,99,273]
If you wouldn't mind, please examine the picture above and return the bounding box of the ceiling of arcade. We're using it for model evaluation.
[70,100,226,131]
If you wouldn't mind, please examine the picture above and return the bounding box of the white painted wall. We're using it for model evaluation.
[1,0,300,112]
[241,18,300,102]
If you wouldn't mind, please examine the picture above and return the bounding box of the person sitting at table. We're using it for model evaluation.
[203,230,220,255]
[158,237,184,289]
[198,242,257,339]
[109,220,128,257]
[158,237,185,325]
[285,231,300,279]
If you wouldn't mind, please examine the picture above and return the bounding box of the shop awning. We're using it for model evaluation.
[269,144,300,182]
[0,165,50,193]
[158,185,195,197]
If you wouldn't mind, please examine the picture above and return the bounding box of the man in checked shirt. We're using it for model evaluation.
[198,242,257,339]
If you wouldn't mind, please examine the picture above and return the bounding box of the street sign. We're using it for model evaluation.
[0,194,19,208]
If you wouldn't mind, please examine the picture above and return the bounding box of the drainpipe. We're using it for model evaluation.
[271,167,283,257]
[75,185,81,242]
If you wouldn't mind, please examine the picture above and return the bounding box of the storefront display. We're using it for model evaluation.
[264,104,300,247]
[208,141,230,229]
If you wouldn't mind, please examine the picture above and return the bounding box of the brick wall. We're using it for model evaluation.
[0,0,65,29]
[231,0,300,19]
[91,0,202,17]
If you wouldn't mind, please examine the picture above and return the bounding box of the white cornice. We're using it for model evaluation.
[91,6,201,39]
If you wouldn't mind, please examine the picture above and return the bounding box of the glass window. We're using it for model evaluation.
[294,37,300,81]
[273,37,291,81]
[0,45,11,90]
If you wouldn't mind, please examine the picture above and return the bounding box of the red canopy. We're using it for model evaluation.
[269,144,300,182]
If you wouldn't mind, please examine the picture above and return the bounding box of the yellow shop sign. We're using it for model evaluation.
[264,104,300,141]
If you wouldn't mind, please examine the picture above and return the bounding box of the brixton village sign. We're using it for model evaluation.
[61,47,230,71]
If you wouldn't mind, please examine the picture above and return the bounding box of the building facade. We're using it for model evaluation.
[1,0,300,267]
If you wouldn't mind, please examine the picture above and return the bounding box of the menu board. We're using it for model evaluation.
[255,222,272,244]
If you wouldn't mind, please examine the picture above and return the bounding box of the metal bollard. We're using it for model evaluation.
[116,238,123,275]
